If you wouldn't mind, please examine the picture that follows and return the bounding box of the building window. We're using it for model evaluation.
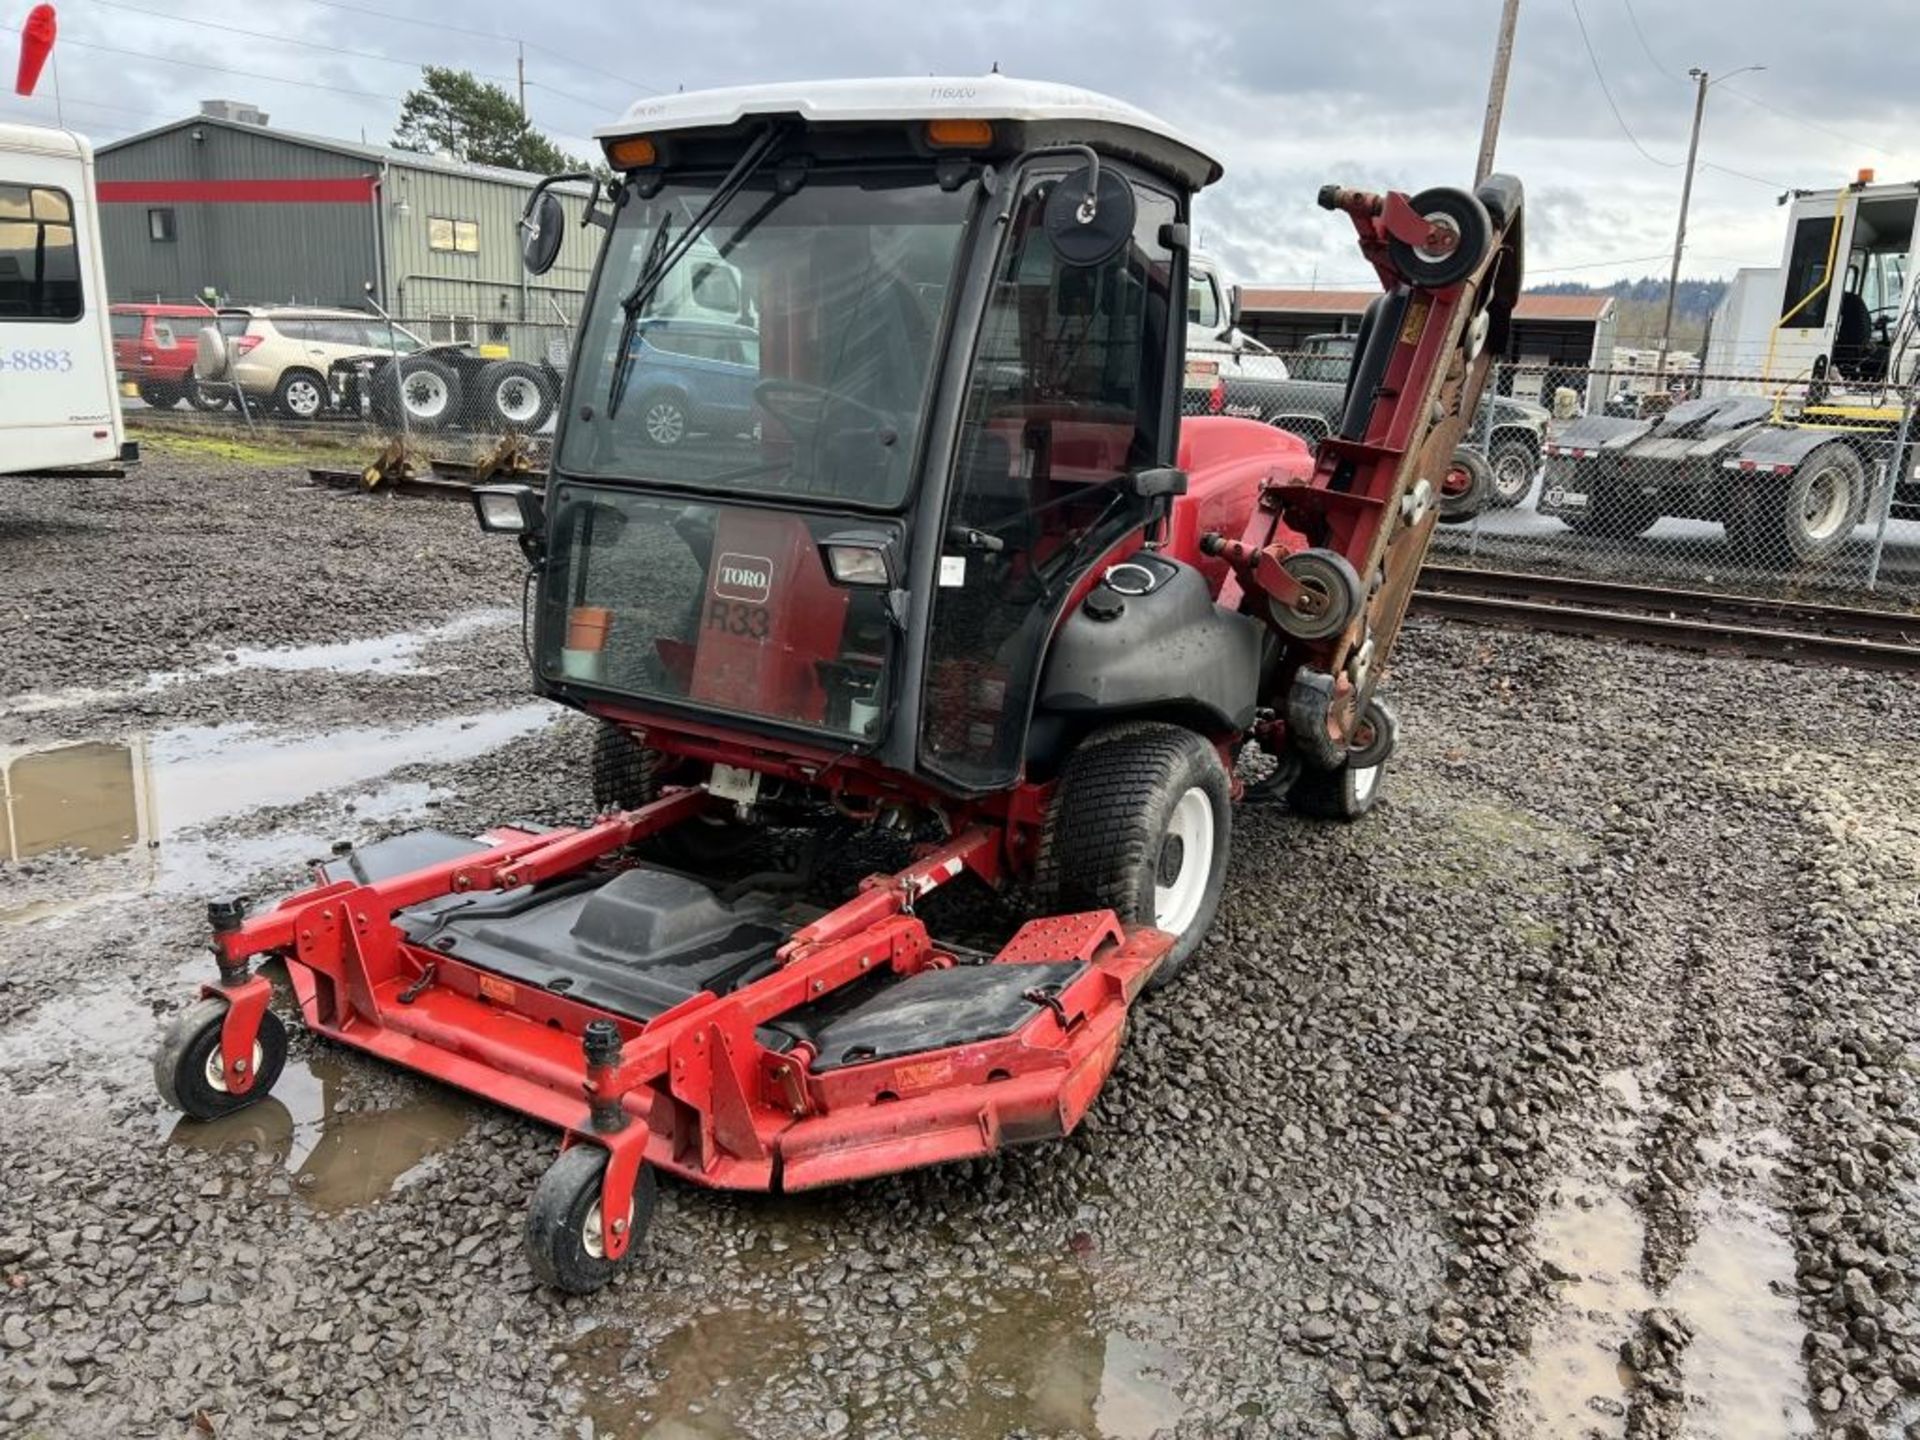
[428,217,479,255]
[0,183,82,321]
[147,207,176,242]
[427,314,477,344]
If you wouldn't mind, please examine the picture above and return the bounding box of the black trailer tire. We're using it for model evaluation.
[524,1146,654,1295]
[1486,436,1538,508]
[1389,187,1492,290]
[478,360,555,432]
[154,998,288,1121]
[1288,756,1388,821]
[1727,441,1866,565]
[1437,446,1493,524]
[137,381,183,410]
[371,357,463,431]
[274,368,329,422]
[1034,724,1232,992]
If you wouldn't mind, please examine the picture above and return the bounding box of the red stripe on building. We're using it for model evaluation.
[97,177,376,204]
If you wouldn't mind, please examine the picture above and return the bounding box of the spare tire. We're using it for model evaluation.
[1436,446,1493,524]
[371,356,463,431]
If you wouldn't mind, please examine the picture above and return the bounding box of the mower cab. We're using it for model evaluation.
[160,76,1523,1292]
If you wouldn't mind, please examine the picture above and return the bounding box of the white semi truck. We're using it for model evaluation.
[0,120,125,474]
[1541,174,1920,561]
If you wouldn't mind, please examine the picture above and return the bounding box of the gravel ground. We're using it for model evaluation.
[3,451,1920,1439]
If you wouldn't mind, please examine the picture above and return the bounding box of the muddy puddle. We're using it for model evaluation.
[559,1256,1185,1439]
[166,1051,472,1212]
[0,705,554,919]
[2,609,518,716]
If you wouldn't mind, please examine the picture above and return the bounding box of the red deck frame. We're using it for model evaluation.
[205,789,1173,1259]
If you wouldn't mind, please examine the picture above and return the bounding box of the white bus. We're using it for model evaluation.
[1,121,124,473]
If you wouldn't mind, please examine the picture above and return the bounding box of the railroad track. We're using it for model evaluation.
[1411,565,1920,673]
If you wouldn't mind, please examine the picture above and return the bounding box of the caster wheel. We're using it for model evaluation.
[1289,756,1388,822]
[525,1147,656,1295]
[1346,696,1399,770]
[1269,548,1363,641]
[1389,186,1492,290]
[1286,668,1349,771]
[154,997,287,1121]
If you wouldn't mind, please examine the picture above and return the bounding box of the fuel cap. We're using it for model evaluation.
[1082,584,1125,622]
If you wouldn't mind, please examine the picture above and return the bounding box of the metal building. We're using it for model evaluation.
[94,102,598,359]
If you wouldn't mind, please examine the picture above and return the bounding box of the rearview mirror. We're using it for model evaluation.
[521,191,566,276]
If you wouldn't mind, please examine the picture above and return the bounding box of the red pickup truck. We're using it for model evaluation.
[109,303,228,411]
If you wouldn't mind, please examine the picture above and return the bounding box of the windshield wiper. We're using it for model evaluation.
[606,122,787,419]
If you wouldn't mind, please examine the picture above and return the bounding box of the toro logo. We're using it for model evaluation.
[713,553,773,603]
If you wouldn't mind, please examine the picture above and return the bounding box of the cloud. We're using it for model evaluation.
[3,0,1913,286]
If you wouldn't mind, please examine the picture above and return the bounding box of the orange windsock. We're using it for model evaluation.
[16,5,57,98]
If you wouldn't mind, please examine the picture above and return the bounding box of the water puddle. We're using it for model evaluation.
[3,609,517,716]
[1507,1170,1813,1438]
[0,706,552,918]
[165,1051,471,1213]
[558,1258,1186,1439]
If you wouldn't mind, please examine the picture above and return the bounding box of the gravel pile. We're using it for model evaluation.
[1,453,1918,1438]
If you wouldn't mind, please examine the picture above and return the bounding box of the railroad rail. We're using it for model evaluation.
[1411,565,1920,673]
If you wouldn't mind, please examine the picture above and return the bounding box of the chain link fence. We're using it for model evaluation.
[1182,349,1920,606]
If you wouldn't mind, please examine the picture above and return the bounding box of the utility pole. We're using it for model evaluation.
[517,43,527,118]
[1475,0,1523,184]
[1656,68,1710,383]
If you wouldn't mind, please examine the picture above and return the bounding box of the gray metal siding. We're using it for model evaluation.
[97,127,379,306]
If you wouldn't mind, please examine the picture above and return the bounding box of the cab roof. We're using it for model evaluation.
[0,120,92,161]
[598,75,1222,190]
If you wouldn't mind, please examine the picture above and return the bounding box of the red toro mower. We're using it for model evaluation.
[154,77,1522,1292]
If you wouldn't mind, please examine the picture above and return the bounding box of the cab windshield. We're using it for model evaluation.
[560,168,973,508]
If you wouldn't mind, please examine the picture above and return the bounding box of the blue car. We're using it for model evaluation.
[624,317,760,448]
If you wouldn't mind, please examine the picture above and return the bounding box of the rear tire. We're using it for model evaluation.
[372,357,462,431]
[137,382,183,410]
[185,376,230,412]
[1034,724,1232,991]
[1486,437,1537,508]
[274,368,328,422]
[478,360,555,432]
[638,388,691,448]
[1725,441,1865,565]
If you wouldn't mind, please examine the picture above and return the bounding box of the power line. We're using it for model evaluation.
[1619,0,1683,83]
[1531,251,1674,274]
[1717,83,1898,161]
[1566,0,1681,168]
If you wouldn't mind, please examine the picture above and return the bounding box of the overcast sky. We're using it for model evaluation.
[4,0,1916,288]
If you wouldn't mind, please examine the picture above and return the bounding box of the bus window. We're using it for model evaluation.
[0,183,82,321]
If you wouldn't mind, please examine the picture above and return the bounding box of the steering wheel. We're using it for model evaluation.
[754,378,895,439]
[1871,305,1901,344]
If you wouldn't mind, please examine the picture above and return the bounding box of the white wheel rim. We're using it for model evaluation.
[1801,467,1850,541]
[1414,212,1463,265]
[1493,450,1532,498]
[286,379,321,417]
[204,1038,263,1094]
[1350,764,1381,806]
[1153,786,1216,937]
[404,372,449,420]
[580,1194,633,1261]
[497,377,541,424]
[646,400,685,445]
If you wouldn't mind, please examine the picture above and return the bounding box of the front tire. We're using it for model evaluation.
[1288,757,1388,821]
[591,722,758,865]
[153,998,288,1121]
[1034,724,1232,991]
[137,382,183,410]
[1486,437,1538,508]
[524,1146,654,1295]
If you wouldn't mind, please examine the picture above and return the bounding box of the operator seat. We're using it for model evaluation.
[1835,290,1874,380]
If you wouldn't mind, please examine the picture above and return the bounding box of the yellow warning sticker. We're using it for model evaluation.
[1399,298,1430,345]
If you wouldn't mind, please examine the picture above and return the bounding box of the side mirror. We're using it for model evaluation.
[1228,283,1244,331]
[690,262,742,315]
[520,191,567,276]
[1124,467,1188,501]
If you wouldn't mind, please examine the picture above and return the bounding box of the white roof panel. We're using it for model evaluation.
[599,75,1221,185]
[0,121,90,161]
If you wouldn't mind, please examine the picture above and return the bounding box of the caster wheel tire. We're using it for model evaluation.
[1345,695,1398,770]
[525,1146,655,1295]
[1289,756,1388,822]
[154,997,287,1121]
[1270,548,1363,641]
[1034,723,1232,992]
[1389,186,1492,290]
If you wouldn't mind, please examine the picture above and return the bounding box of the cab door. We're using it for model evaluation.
[1772,192,1859,381]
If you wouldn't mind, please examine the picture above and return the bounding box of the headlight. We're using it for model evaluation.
[472,484,542,536]
[819,531,899,588]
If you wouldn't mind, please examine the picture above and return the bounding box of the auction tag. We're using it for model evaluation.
[939,555,967,588]
[709,763,761,805]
